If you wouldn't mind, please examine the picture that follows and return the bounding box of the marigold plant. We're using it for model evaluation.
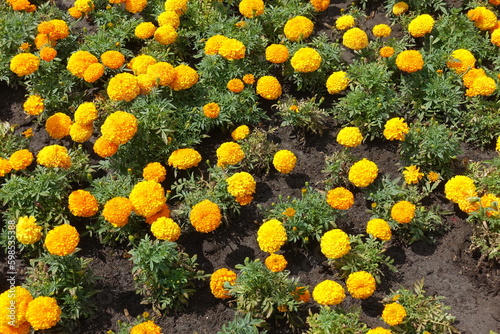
[189,199,222,233]
[68,189,99,217]
[391,200,416,224]
[272,149,297,174]
[168,148,202,169]
[346,271,376,299]
[348,158,379,188]
[320,228,351,259]
[44,224,80,256]
[312,280,345,305]
[257,219,287,253]
[326,187,354,210]
[210,268,237,299]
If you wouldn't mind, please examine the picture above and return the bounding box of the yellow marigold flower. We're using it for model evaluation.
[129,180,166,218]
[102,197,133,227]
[326,187,354,210]
[125,0,147,13]
[467,7,497,30]
[44,224,79,256]
[346,271,376,299]
[164,0,188,16]
[168,148,202,169]
[382,302,407,326]
[74,102,98,125]
[151,217,181,241]
[189,199,222,233]
[9,149,33,170]
[40,46,57,62]
[36,145,71,169]
[257,219,287,253]
[0,321,31,334]
[68,189,99,217]
[101,111,138,146]
[284,16,314,42]
[68,6,83,18]
[239,0,264,18]
[217,142,245,167]
[158,10,180,28]
[130,320,162,334]
[481,193,500,217]
[312,280,345,305]
[372,24,391,37]
[147,62,176,86]
[8,0,32,11]
[143,162,166,182]
[135,22,156,39]
[203,102,220,118]
[137,73,157,94]
[107,73,140,102]
[444,175,476,203]
[336,126,363,147]
[231,125,250,140]
[219,38,246,60]
[408,14,435,38]
[465,76,497,97]
[16,216,41,245]
[210,268,237,299]
[10,53,40,76]
[310,0,329,11]
[366,218,392,241]
[48,19,70,40]
[283,207,296,217]
[0,286,32,326]
[367,328,393,334]
[272,149,297,174]
[265,44,289,64]
[403,165,424,184]
[462,68,486,88]
[391,200,416,224]
[23,95,44,116]
[396,50,424,73]
[38,21,54,35]
[100,50,125,70]
[491,28,500,46]
[326,71,349,94]
[265,253,287,272]
[256,75,282,100]
[227,78,245,93]
[335,15,355,30]
[34,33,53,50]
[243,74,255,84]
[320,229,350,259]
[383,117,409,141]
[348,158,379,188]
[93,137,119,158]
[227,171,256,199]
[427,171,440,182]
[129,54,156,75]
[457,193,480,214]
[169,64,199,91]
[379,46,395,58]
[154,24,177,45]
[446,49,476,74]
[83,62,104,83]
[67,50,98,78]
[0,158,12,177]
[74,0,94,12]
[392,1,408,15]
[204,35,228,55]
[290,47,322,73]
[145,203,171,224]
[343,27,369,50]
[45,113,72,140]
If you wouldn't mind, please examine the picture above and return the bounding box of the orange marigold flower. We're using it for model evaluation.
[291,47,322,73]
[68,6,83,18]
[16,216,42,245]
[74,0,94,12]
[68,189,99,217]
[335,15,355,30]
[67,50,98,78]
[101,111,138,145]
[231,125,250,140]
[36,145,72,169]
[310,0,330,12]
[168,148,202,169]
[467,6,497,30]
[101,50,125,69]
[135,22,156,39]
[10,53,40,76]
[265,44,289,64]
[47,19,69,40]
[292,286,311,303]
[446,49,476,74]
[272,149,297,174]
[427,171,440,182]
[346,271,376,299]
[366,218,392,241]
[243,74,255,84]
[0,286,32,327]
[457,193,480,214]
[83,62,105,83]
[45,112,72,140]
[372,24,392,37]
[348,158,379,188]
[137,73,157,94]
[143,162,166,182]
[444,175,476,203]
[93,137,119,158]
[227,171,256,200]
[69,122,92,142]
[408,14,434,38]
[129,54,156,75]
[383,117,409,141]
[381,302,407,326]
[25,296,61,330]
[169,64,199,91]
[284,16,314,42]
[481,193,500,217]
[256,75,282,100]
[23,95,44,116]
[9,149,33,170]
[217,142,245,167]
[34,33,54,50]
[40,46,57,62]
[326,71,349,94]
[326,187,354,210]
[22,128,33,138]
[107,72,140,101]
[463,68,486,88]
[219,38,246,60]
[396,50,424,73]
[102,197,133,227]
[74,102,98,125]
[343,28,369,50]
[125,0,147,13]
[283,207,296,217]
[391,200,416,224]
[403,165,424,184]
[190,199,222,233]
[154,24,178,45]
[320,229,350,259]
[210,268,237,299]
[44,224,79,256]
[336,126,363,147]
[392,1,408,15]
[204,35,228,55]
[465,76,497,97]
[158,10,180,28]
[151,217,181,241]
[164,0,188,16]
[130,320,162,334]
[312,280,345,305]
[0,158,12,177]
[147,61,176,86]
[239,0,264,18]
[227,78,245,93]
[257,219,287,253]
[491,28,500,46]
[203,102,220,118]
[379,46,395,58]
[129,180,166,218]
[265,253,287,272]
[145,203,171,224]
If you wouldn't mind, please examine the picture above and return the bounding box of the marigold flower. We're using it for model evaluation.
[74,0,94,12]
[283,207,296,217]
[74,102,98,125]
[490,0,500,5]
[102,197,133,227]
[257,219,287,253]
[320,229,350,259]
[366,218,392,241]
[239,0,264,18]
[219,38,246,60]
[44,224,79,256]
[137,73,157,94]
[465,76,497,97]
[0,286,32,326]
[9,149,33,170]
[210,268,237,299]
[379,46,395,58]
[481,193,500,217]
[467,7,497,30]
[265,44,289,64]
[265,253,287,272]
[45,112,72,140]
[284,16,314,42]
[203,102,220,118]
[346,271,376,299]
[444,175,476,203]
[491,28,500,46]
[129,180,166,218]
[312,280,345,305]
[129,54,156,75]
[67,50,98,78]
[101,111,138,146]
[23,95,44,116]
[256,75,282,100]
[310,0,329,11]
[164,0,188,16]
[130,320,162,334]
[326,71,349,94]
[189,199,222,233]
[107,73,140,102]
[336,126,362,147]
[151,217,181,241]
[0,159,12,177]
[326,187,354,210]
[227,78,245,93]
[291,47,322,73]
[348,158,378,188]
[204,35,228,55]
[8,0,33,11]
[168,148,202,169]
[40,46,57,62]
[403,165,424,184]
[217,142,245,167]
[242,74,255,84]
[427,171,440,182]
[272,150,297,174]
[343,28,369,50]
[169,64,198,91]
[226,171,256,201]
[154,24,178,45]
[22,128,33,138]
[36,145,72,169]
[231,125,250,140]
[16,216,41,245]
[396,50,424,73]
[158,10,180,28]
[125,0,147,13]
[446,49,476,74]
[408,14,434,37]
[135,22,156,39]
[143,162,166,182]
[83,62,104,83]
[367,328,393,334]
[335,15,355,30]
[147,62,176,86]
[68,6,83,18]
[381,302,407,326]
[391,200,416,224]
[383,117,409,141]
[93,137,119,158]
[372,24,391,37]
[463,68,486,88]
[100,50,125,70]
[392,1,408,15]
[145,203,171,224]
[68,189,99,217]
[457,193,480,214]
[10,53,40,76]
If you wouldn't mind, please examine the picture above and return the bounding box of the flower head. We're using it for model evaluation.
[217,142,245,167]
[231,125,250,141]
[243,74,255,84]
[101,50,125,69]
[348,158,378,188]
[481,193,500,217]
[107,73,140,101]
[10,53,40,76]
[16,216,41,245]
[68,189,99,217]
[366,218,392,241]
[101,111,138,145]
[158,10,180,28]
[392,1,408,15]
[70,122,92,142]
[210,268,237,299]
[467,7,497,30]
[335,15,355,30]
[381,302,407,326]
[44,224,80,256]
[37,145,72,169]
[218,38,246,60]
[326,187,354,210]
[310,0,329,11]
[226,172,256,205]
[444,175,476,203]
[239,0,264,18]
[83,63,104,83]
[227,78,245,93]
[463,68,486,88]
[154,24,178,45]
[164,0,188,16]
[284,16,314,42]
[391,200,416,224]
[465,76,497,97]
[343,28,369,50]
[257,219,287,253]
[102,197,133,227]
[403,165,424,184]
[135,22,156,39]
[396,50,424,73]
[290,47,322,73]
[9,149,33,170]
[336,126,362,147]
[408,14,435,37]
[151,217,181,241]
[312,280,345,305]
[26,296,62,330]
[67,50,98,78]
[0,159,11,177]
[265,253,287,272]
[45,112,72,140]
[256,76,282,100]
[143,162,166,182]
[189,199,222,233]
[346,271,376,299]
[129,54,156,75]
[379,46,395,58]
[320,229,350,259]
[367,328,393,334]
[203,102,220,118]
[427,171,440,182]
[326,71,349,94]
[168,148,202,169]
[383,117,409,141]
[23,95,44,116]
[272,150,297,174]
[204,35,228,55]
[129,180,166,218]
[372,24,391,37]
[169,64,198,91]
[265,44,289,64]
[93,137,119,158]
[74,102,98,125]
[40,46,57,62]
[0,286,32,326]
[130,320,162,334]
[446,49,476,74]
[124,0,147,13]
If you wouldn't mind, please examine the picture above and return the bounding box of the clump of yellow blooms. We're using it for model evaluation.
[9,149,33,170]
[444,175,478,213]
[257,219,287,253]
[312,280,346,305]
[265,253,288,272]
[83,62,105,83]
[284,16,314,42]
[107,73,140,101]
[372,24,391,37]
[320,229,351,259]
[143,162,166,182]
[129,180,166,218]
[168,148,202,169]
[45,112,72,140]
[204,35,228,55]
[381,302,407,326]
[383,117,409,141]
[408,14,435,37]
[16,216,42,245]
[36,145,72,169]
[446,49,476,74]
[10,53,40,76]
[101,111,138,146]
[391,200,416,224]
[348,158,379,188]
[326,187,354,210]
[491,28,500,46]
[44,224,80,256]
[256,75,282,100]
[130,320,163,334]
[238,0,264,18]
[290,47,322,73]
[467,6,497,30]
[310,0,329,11]
[272,150,297,174]
[158,10,180,28]
[366,218,392,241]
[67,50,98,78]
[326,71,349,94]
[216,142,245,167]
[93,137,119,158]
[218,38,246,60]
[346,271,376,299]
[40,46,57,62]
[335,15,355,30]
[154,24,178,45]
[367,328,393,334]
[392,1,408,15]
[465,76,497,97]
[69,123,93,143]
[403,165,424,184]
[336,126,363,147]
[74,102,98,125]
[25,296,62,330]
[23,95,44,116]
[395,50,424,73]
[227,78,245,93]
[68,189,99,217]
[129,54,156,75]
[164,0,188,16]
[102,197,133,227]
[6,0,36,11]
[101,50,125,69]
[169,64,199,91]
[265,44,289,64]
[203,102,220,118]
[342,28,369,50]
[0,286,32,326]
[231,125,250,141]
[189,199,222,233]
[151,217,181,241]
[137,73,157,94]
[135,22,157,39]
[210,268,237,299]
[463,68,486,88]
[379,46,395,58]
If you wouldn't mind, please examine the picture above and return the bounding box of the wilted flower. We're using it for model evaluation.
[68,189,99,217]
[129,180,166,218]
[326,71,349,94]
[16,216,42,244]
[272,150,297,174]
[348,158,379,188]
[342,28,369,50]
[256,76,282,100]
[396,50,424,73]
[284,16,314,42]
[210,268,237,299]
[44,224,80,256]
[101,111,138,145]
[336,126,362,147]
[326,187,354,210]
[320,229,350,259]
[265,253,287,272]
[346,271,376,299]
[312,280,345,305]
[381,302,407,326]
[391,200,416,224]
[168,148,202,169]
[189,199,222,233]
[383,117,409,141]
[366,218,392,241]
[257,219,287,253]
